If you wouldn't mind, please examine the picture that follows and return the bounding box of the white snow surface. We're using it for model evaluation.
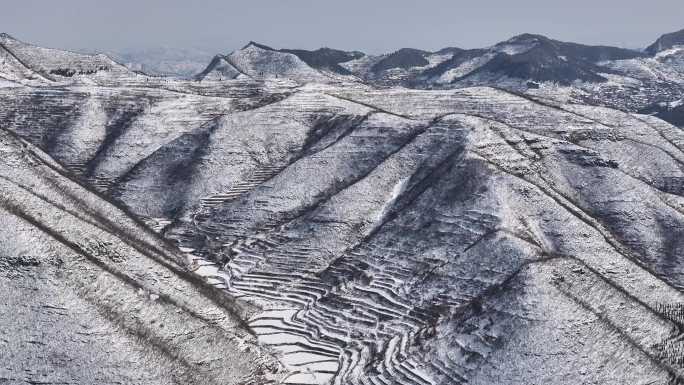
[227,44,329,82]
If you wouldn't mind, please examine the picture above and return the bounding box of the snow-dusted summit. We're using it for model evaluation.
[0,33,129,82]
[197,42,338,83]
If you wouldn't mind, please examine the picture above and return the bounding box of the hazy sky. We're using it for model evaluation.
[2,0,682,54]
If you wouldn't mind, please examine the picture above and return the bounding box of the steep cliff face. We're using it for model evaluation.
[3,33,684,385]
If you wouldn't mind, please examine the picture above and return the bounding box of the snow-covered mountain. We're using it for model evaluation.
[190,29,684,130]
[215,33,648,88]
[197,42,344,83]
[2,29,684,385]
[646,28,684,55]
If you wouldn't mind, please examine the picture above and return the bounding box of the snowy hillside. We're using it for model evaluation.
[0,33,128,80]
[197,42,332,83]
[2,29,684,385]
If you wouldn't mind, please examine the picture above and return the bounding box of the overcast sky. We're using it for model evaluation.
[2,0,682,54]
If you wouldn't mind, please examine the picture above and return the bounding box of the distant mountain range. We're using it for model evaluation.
[191,28,684,127]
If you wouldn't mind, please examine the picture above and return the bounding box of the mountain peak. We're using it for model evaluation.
[499,33,556,49]
[195,54,241,81]
[646,28,684,55]
[491,33,554,56]
[242,41,275,51]
[507,33,551,42]
[371,48,430,72]
[434,46,464,55]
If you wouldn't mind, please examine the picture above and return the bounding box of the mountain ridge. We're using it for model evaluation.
[646,28,684,55]
[195,29,661,84]
[0,33,129,80]
[190,28,684,130]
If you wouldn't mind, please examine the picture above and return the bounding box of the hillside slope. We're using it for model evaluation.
[0,127,280,384]
[0,33,129,81]
[4,74,684,384]
[191,30,684,129]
